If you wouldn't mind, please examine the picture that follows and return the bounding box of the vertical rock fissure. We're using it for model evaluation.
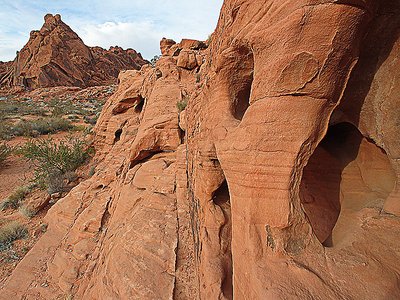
[211,179,233,299]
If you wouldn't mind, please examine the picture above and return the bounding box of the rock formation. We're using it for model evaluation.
[0,14,148,90]
[1,0,400,299]
[0,61,13,82]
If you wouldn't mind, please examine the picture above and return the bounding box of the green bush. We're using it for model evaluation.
[150,55,161,67]
[83,115,99,125]
[0,99,46,118]
[0,143,12,164]
[0,122,12,140]
[11,117,73,137]
[49,99,85,117]
[176,99,188,112]
[0,221,28,251]
[0,186,30,211]
[18,137,94,193]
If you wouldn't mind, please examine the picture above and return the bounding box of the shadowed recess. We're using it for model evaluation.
[211,178,233,299]
[229,46,254,121]
[300,122,396,247]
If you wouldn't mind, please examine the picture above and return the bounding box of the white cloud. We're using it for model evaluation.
[0,35,28,61]
[0,0,223,61]
[77,21,161,59]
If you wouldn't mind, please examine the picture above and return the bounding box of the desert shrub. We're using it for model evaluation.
[0,143,12,164]
[150,55,161,67]
[71,125,86,132]
[84,125,94,135]
[18,137,94,193]
[0,122,12,140]
[67,115,80,121]
[19,205,37,219]
[176,99,188,112]
[88,165,96,177]
[11,117,73,137]
[40,223,48,233]
[49,99,85,117]
[0,186,31,211]
[0,99,46,118]
[83,115,99,125]
[0,221,28,251]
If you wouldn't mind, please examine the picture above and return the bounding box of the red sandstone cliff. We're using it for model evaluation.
[0,14,148,90]
[1,1,400,299]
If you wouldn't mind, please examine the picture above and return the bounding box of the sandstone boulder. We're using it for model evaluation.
[160,38,176,56]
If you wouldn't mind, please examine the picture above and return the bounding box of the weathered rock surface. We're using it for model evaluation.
[1,1,400,299]
[0,14,148,91]
[0,61,12,82]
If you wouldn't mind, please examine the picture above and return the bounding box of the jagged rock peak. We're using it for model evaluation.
[0,14,148,91]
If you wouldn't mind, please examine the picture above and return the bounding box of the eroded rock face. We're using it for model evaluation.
[0,42,205,299]
[1,1,400,299]
[185,1,400,299]
[0,14,148,90]
[0,61,13,81]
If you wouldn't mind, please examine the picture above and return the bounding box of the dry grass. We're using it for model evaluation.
[0,221,28,251]
[0,186,31,211]
[19,205,37,219]
[0,143,12,164]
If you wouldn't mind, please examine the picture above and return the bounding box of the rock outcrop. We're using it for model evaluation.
[0,61,13,82]
[0,14,148,90]
[1,1,400,299]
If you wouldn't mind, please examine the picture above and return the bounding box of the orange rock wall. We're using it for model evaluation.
[1,1,400,299]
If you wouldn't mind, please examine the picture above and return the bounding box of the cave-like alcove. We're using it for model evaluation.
[211,178,233,299]
[300,122,396,247]
[226,46,254,121]
[135,96,145,113]
[114,128,122,144]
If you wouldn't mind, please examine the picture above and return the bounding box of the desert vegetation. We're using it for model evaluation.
[0,96,106,140]
[176,99,188,112]
[0,221,28,251]
[18,137,93,194]
[0,88,109,281]
[0,185,32,211]
[0,143,12,164]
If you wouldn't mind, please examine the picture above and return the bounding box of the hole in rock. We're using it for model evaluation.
[135,96,145,113]
[229,47,254,121]
[300,122,395,247]
[114,129,122,144]
[211,178,233,299]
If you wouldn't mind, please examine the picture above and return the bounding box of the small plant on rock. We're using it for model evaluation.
[176,99,188,112]
[150,55,161,67]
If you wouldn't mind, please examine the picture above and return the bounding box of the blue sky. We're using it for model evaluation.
[0,0,223,61]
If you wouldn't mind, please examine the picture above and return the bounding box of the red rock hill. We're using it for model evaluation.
[0,14,148,90]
